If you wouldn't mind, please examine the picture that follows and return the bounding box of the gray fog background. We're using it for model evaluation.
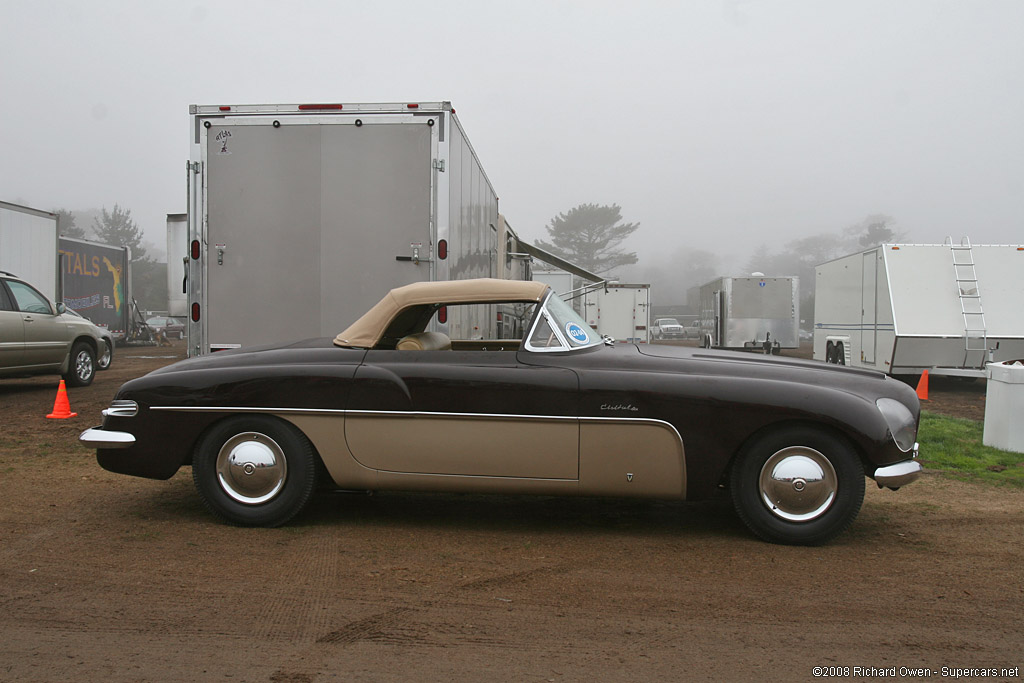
[2,0,1021,272]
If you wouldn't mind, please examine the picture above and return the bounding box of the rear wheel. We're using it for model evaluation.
[64,341,95,387]
[835,342,846,365]
[193,416,319,527]
[730,427,864,545]
[97,340,113,370]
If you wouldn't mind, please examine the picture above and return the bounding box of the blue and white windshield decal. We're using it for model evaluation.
[565,322,590,345]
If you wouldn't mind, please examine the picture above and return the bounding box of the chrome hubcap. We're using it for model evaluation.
[759,446,837,522]
[216,432,287,504]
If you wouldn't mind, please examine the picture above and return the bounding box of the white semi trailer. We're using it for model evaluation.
[186,101,524,354]
[814,239,1024,377]
[0,201,58,301]
[581,283,651,344]
[698,276,799,353]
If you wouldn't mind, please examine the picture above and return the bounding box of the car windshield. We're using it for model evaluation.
[525,292,602,352]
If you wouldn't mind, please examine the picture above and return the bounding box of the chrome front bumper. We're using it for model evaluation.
[873,443,922,489]
[80,427,136,449]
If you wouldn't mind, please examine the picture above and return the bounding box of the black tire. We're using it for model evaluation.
[825,341,834,363]
[97,340,113,370]
[835,342,846,365]
[64,341,96,387]
[730,426,865,545]
[192,416,319,527]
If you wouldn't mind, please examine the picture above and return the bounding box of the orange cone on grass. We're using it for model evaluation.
[46,379,78,419]
[915,370,929,401]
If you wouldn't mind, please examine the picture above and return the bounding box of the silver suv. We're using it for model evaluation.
[0,271,114,386]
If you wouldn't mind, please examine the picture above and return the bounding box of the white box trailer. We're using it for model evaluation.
[0,201,58,301]
[814,240,1024,377]
[166,213,188,317]
[582,283,650,343]
[698,276,799,353]
[187,101,520,354]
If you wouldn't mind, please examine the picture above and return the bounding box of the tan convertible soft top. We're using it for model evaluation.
[334,278,549,348]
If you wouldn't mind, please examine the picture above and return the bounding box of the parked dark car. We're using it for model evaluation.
[81,279,921,545]
[145,316,186,340]
[1,271,115,386]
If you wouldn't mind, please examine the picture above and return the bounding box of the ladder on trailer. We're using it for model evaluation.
[947,236,988,368]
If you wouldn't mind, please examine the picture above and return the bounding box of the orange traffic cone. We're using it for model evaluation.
[915,370,929,401]
[46,379,78,419]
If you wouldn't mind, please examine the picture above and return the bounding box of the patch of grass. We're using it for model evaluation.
[917,411,1024,487]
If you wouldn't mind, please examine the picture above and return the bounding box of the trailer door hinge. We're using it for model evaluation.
[190,161,201,174]
[433,159,445,172]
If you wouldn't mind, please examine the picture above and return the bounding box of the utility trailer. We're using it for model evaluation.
[814,240,1024,377]
[57,237,131,340]
[0,201,58,301]
[581,283,650,343]
[698,276,799,353]
[186,101,522,354]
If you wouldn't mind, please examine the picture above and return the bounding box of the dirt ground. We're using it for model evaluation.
[1,342,1021,681]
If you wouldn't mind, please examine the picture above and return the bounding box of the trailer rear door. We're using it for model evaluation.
[203,119,433,350]
[861,250,877,363]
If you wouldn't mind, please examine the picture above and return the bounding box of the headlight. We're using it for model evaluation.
[876,398,917,452]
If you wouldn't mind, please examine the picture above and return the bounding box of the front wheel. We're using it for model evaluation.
[192,416,319,527]
[730,427,864,545]
[64,341,95,387]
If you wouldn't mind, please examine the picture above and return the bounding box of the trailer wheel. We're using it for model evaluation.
[193,416,319,527]
[825,341,835,363]
[730,426,865,545]
[835,342,846,365]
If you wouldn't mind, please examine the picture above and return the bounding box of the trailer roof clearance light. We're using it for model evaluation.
[891,246,901,250]
[437,239,448,260]
[298,104,343,111]
[407,103,419,109]
[437,306,447,324]
[191,240,201,260]
[191,303,200,323]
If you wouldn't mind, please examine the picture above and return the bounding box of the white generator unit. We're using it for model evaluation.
[166,213,188,317]
[582,283,650,343]
[814,239,1024,377]
[698,276,799,353]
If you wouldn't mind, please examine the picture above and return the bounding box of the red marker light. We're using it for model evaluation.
[298,104,343,110]
[191,303,201,322]
[191,240,200,260]
[437,239,447,260]
[219,106,231,111]
[438,306,447,324]
[407,103,419,109]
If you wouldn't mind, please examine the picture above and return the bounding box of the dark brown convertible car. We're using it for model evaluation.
[81,279,922,545]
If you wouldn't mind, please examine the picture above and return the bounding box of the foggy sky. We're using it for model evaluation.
[2,0,1022,271]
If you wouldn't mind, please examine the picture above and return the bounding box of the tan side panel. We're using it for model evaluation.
[281,414,378,489]
[346,415,579,479]
[579,421,686,498]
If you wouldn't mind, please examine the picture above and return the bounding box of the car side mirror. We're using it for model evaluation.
[56,302,67,315]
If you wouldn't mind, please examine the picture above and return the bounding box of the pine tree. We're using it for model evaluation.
[535,203,639,275]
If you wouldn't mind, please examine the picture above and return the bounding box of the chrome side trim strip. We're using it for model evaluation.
[148,405,686,452]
